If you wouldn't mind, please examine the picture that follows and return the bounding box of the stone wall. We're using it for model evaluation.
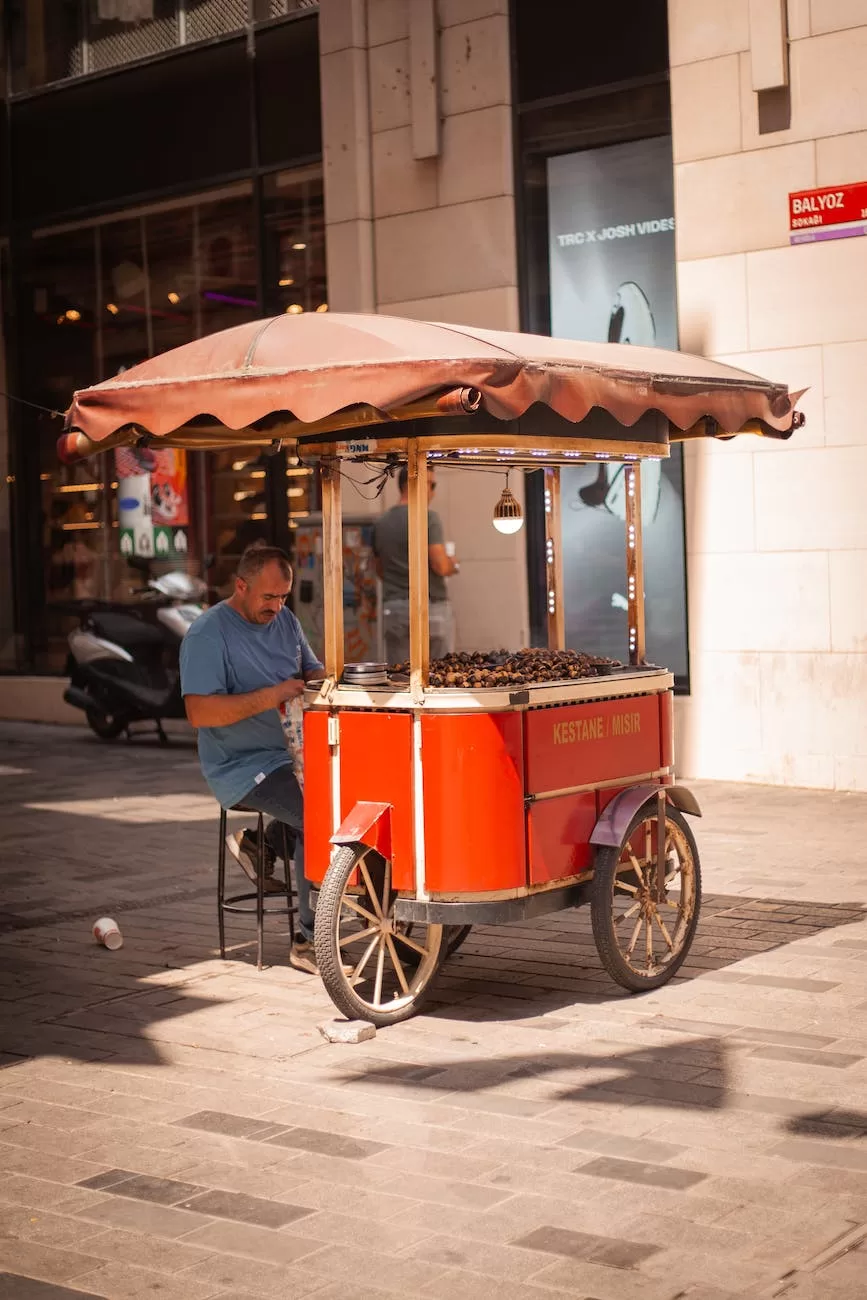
[318,0,529,652]
[671,0,867,788]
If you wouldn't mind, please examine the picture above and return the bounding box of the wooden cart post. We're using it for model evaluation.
[406,441,430,697]
[544,467,565,652]
[624,462,646,666]
[321,457,345,680]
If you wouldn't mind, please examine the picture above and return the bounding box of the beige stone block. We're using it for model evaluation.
[374,197,517,303]
[671,56,742,163]
[318,0,365,55]
[372,126,437,217]
[829,550,867,652]
[440,15,510,117]
[439,105,513,207]
[385,285,520,329]
[793,27,867,136]
[823,341,867,445]
[833,753,867,792]
[321,48,372,226]
[746,238,867,350]
[0,676,79,724]
[675,253,749,355]
[669,0,750,65]
[810,0,867,35]
[754,445,867,550]
[713,346,825,448]
[759,651,860,783]
[369,39,411,133]
[741,30,867,152]
[450,557,529,650]
[325,219,375,312]
[685,443,755,554]
[787,0,811,39]
[676,651,764,776]
[816,131,867,186]
[674,143,814,260]
[368,0,408,46]
[438,0,508,25]
[690,551,831,652]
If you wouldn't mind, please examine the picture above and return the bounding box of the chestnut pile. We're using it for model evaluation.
[392,648,622,689]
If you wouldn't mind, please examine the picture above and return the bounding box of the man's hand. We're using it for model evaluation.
[274,678,306,703]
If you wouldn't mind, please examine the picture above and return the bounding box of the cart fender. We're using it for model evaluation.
[589,785,702,849]
[330,801,392,859]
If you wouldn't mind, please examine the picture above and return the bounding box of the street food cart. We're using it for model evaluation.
[62,314,802,1025]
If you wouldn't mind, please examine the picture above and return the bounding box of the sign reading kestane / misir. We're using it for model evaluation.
[789,181,867,244]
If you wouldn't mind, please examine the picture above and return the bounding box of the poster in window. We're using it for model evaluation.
[546,135,688,681]
[116,446,189,559]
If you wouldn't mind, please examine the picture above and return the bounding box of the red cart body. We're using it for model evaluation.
[305,676,675,901]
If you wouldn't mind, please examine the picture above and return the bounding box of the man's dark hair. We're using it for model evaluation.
[398,466,408,494]
[237,541,293,583]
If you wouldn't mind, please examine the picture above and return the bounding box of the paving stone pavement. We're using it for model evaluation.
[2,719,867,1299]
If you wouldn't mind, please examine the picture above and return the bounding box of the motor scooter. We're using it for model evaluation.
[61,568,207,743]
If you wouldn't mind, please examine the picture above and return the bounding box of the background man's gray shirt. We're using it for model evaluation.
[373,505,448,603]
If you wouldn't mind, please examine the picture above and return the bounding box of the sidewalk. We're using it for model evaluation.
[1,719,867,1300]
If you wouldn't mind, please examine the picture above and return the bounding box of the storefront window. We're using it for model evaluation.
[18,226,108,670]
[0,245,18,671]
[12,169,324,670]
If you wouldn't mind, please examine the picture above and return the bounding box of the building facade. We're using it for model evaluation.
[1,0,865,794]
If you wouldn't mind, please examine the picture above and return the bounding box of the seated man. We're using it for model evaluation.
[180,542,323,974]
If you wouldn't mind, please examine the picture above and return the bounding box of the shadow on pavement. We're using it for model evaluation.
[1,721,866,1084]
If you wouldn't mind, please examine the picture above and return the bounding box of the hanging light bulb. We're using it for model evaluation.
[492,472,524,534]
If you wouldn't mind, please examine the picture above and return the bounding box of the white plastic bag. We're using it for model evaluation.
[279,697,305,789]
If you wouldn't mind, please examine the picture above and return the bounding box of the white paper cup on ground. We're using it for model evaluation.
[93,917,123,950]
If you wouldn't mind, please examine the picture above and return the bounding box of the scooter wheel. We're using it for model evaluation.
[86,709,127,741]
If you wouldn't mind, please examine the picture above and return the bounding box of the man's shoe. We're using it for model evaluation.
[225,829,285,894]
[289,939,319,975]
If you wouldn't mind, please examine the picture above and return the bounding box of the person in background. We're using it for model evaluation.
[373,465,460,663]
[179,542,323,974]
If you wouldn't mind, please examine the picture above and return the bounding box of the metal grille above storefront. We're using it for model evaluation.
[5,0,320,92]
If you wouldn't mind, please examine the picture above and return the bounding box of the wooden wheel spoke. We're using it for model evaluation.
[342,894,380,926]
[628,852,647,883]
[349,932,381,985]
[625,917,643,957]
[385,934,409,995]
[373,937,386,1007]
[614,901,641,925]
[645,918,655,967]
[358,858,384,919]
[339,925,379,948]
[653,911,676,952]
[392,928,431,957]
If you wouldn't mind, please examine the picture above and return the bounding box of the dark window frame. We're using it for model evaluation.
[510,0,691,693]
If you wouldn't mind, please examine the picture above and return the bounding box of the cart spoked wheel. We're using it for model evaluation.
[591,805,701,992]
[395,923,472,973]
[314,843,445,1026]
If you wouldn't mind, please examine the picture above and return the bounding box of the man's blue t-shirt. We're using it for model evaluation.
[179,601,323,809]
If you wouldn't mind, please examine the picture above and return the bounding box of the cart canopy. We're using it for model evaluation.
[61,312,802,461]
